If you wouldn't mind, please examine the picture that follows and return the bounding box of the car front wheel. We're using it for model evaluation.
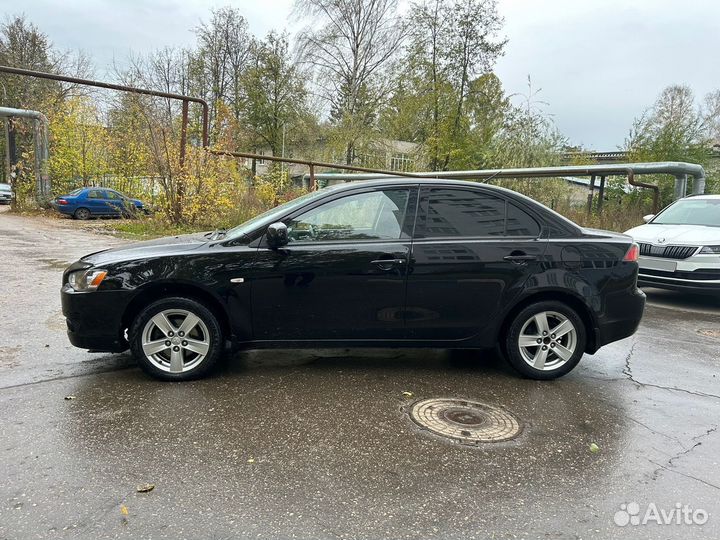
[129,297,223,381]
[504,301,586,380]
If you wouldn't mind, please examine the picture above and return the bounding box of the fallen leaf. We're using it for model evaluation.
[64,395,76,400]
[589,442,600,453]
[402,391,414,398]
[120,505,129,516]
[247,458,255,463]
[136,483,155,493]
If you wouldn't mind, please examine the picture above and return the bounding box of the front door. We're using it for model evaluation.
[103,190,125,216]
[405,187,547,341]
[249,186,417,342]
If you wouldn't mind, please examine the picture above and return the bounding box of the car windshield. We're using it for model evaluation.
[0,183,11,191]
[651,198,720,227]
[224,185,343,241]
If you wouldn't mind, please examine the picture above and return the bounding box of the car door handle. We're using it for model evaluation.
[503,254,538,263]
[370,258,406,270]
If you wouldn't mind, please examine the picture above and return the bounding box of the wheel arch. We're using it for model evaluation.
[121,281,232,342]
[497,290,599,354]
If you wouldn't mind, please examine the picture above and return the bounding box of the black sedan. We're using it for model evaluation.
[61,179,645,381]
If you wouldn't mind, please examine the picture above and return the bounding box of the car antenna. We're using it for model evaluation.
[480,170,503,184]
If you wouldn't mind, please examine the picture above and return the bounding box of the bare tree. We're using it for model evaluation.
[296,0,405,164]
[191,6,252,136]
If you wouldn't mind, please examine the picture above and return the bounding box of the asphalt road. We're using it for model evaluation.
[1,205,719,540]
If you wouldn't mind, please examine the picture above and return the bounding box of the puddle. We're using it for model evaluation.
[38,258,72,270]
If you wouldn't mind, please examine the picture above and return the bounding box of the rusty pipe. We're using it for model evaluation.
[209,149,425,179]
[627,169,659,213]
[0,65,209,147]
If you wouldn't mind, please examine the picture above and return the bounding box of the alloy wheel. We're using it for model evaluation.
[518,310,577,371]
[141,308,210,373]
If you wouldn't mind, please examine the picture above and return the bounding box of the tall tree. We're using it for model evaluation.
[241,32,311,157]
[626,85,720,200]
[381,0,506,170]
[296,0,405,164]
[191,6,252,137]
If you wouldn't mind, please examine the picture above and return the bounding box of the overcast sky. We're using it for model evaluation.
[4,0,720,149]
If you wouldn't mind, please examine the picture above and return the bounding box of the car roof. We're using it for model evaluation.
[684,194,720,200]
[319,177,528,198]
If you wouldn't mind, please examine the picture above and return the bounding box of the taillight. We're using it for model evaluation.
[623,243,639,262]
[57,198,68,205]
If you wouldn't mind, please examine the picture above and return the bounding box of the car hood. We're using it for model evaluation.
[624,224,720,245]
[81,233,209,265]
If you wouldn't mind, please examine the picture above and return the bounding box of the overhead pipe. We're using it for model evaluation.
[0,106,50,204]
[304,162,707,212]
[0,65,209,165]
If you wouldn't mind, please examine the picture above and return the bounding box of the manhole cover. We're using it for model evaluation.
[408,398,523,444]
[697,328,720,339]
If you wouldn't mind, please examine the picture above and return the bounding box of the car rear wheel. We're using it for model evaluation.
[129,297,223,381]
[503,301,586,380]
[74,207,91,220]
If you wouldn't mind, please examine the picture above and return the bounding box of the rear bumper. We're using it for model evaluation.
[592,287,646,351]
[50,203,75,215]
[61,285,131,352]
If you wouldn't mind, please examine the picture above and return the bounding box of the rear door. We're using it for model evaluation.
[249,186,417,342]
[405,186,546,340]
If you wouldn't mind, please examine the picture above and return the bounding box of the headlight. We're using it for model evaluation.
[699,246,720,255]
[68,268,108,291]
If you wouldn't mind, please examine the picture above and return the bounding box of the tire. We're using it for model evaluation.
[129,296,223,381]
[74,207,91,220]
[503,300,587,380]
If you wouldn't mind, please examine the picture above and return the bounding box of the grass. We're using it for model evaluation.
[111,217,207,239]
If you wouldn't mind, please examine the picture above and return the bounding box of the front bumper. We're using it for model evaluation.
[637,255,720,292]
[61,284,132,352]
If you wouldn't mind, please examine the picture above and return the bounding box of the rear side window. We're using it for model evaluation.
[506,201,541,237]
[87,190,101,199]
[418,188,540,238]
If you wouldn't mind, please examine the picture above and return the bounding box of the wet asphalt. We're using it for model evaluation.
[1,206,719,540]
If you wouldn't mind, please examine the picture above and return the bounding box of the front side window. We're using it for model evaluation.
[418,188,540,238]
[287,189,410,243]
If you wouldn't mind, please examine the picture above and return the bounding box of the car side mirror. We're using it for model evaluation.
[266,222,289,249]
[642,214,655,223]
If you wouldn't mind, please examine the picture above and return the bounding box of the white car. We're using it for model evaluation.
[625,194,720,293]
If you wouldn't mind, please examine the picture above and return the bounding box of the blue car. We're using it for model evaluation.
[51,188,148,220]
